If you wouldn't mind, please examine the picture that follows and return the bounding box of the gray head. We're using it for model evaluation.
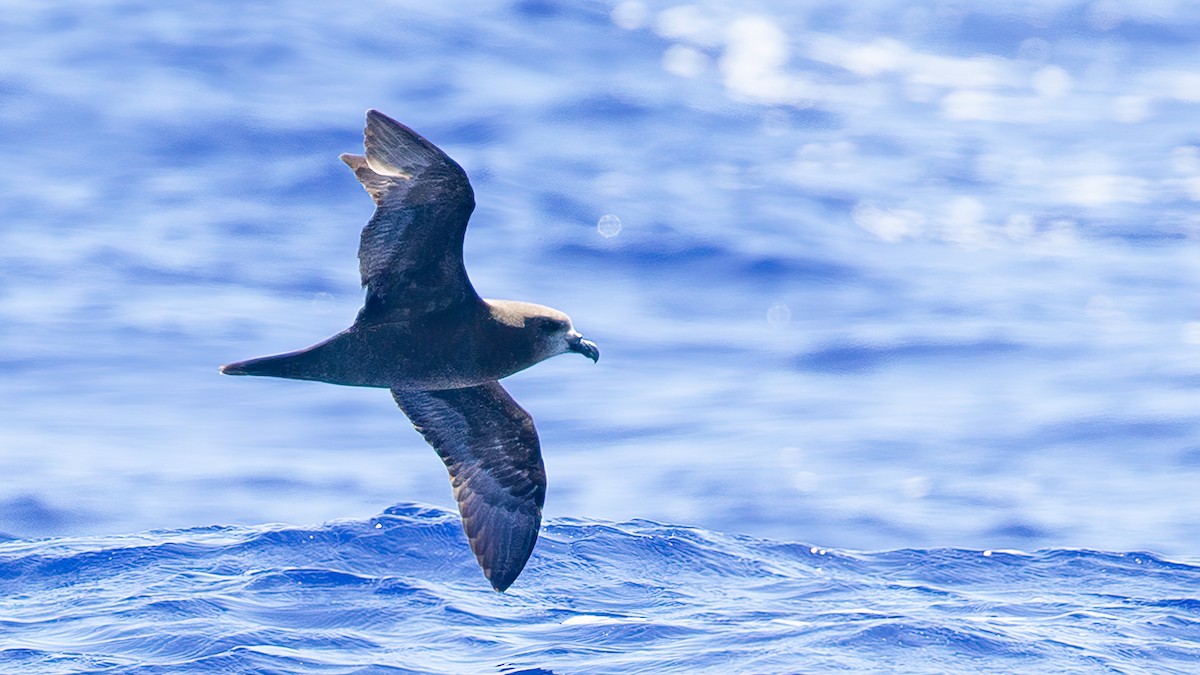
[488,300,600,366]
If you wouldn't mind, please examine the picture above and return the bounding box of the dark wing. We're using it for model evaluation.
[341,110,480,322]
[391,382,546,592]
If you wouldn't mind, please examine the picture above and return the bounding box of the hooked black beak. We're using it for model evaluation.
[568,334,600,363]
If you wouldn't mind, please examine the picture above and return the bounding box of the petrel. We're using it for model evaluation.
[221,110,599,591]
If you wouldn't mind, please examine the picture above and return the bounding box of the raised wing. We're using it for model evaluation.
[341,110,479,322]
[391,382,546,591]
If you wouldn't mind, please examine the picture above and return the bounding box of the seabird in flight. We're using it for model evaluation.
[221,110,599,591]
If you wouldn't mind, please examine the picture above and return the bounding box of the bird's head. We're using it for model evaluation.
[490,301,599,366]
[525,312,600,364]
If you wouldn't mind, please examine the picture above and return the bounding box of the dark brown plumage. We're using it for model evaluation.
[221,110,598,591]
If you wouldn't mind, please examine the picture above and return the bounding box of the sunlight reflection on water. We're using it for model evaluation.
[0,0,1198,560]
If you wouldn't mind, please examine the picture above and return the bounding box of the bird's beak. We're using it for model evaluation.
[567,334,600,363]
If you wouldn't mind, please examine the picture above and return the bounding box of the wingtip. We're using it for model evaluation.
[359,111,427,178]
[486,568,520,593]
[365,108,398,127]
[476,538,536,592]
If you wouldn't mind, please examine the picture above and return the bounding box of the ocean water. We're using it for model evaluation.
[4,505,1200,674]
[2,0,1200,671]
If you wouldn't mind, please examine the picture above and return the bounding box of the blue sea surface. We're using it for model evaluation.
[2,0,1200,671]
[5,505,1200,674]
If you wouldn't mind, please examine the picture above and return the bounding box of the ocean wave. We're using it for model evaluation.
[3,505,1198,674]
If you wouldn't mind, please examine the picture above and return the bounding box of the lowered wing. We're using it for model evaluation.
[391,382,546,591]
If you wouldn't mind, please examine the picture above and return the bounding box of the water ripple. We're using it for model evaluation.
[2,505,1199,673]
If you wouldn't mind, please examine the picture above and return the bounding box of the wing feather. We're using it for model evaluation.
[391,382,545,591]
[343,110,479,321]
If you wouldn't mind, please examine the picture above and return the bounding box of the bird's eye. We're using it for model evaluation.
[541,319,564,334]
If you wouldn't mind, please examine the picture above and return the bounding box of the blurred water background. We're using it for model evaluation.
[2,1,1200,671]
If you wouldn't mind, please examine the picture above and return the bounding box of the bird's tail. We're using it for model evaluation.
[220,332,385,388]
[220,350,310,379]
[219,342,338,383]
